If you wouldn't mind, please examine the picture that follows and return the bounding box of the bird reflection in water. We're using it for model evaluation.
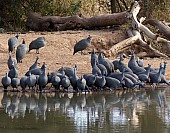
[0,88,168,125]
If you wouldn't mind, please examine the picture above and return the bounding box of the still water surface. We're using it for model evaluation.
[0,87,170,133]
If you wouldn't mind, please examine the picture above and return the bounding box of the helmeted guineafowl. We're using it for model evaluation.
[91,49,98,67]
[29,37,47,54]
[61,76,71,92]
[29,56,39,70]
[8,62,18,79]
[7,52,17,70]
[113,55,133,73]
[96,61,108,76]
[128,50,146,74]
[162,61,167,75]
[83,74,96,88]
[11,78,20,91]
[137,64,151,82]
[98,52,114,75]
[58,64,77,78]
[51,76,61,90]
[20,76,28,91]
[136,57,144,67]
[92,59,102,76]
[149,63,163,85]
[25,62,46,76]
[8,34,19,53]
[38,63,48,92]
[77,76,87,92]
[94,73,106,90]
[73,35,92,55]
[26,72,37,90]
[1,72,11,89]
[16,39,27,63]
[70,67,78,91]
[105,77,121,90]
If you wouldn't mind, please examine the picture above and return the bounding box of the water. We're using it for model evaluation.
[0,87,170,133]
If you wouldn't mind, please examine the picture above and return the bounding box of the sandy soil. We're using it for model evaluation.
[0,30,170,87]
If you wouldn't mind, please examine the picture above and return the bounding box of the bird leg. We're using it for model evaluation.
[36,49,40,54]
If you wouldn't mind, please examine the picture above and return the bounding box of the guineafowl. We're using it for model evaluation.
[77,76,87,92]
[149,63,163,85]
[98,52,114,74]
[58,64,77,78]
[70,67,78,91]
[94,74,106,90]
[20,76,28,91]
[16,39,27,63]
[97,61,108,76]
[136,57,144,67]
[128,50,146,74]
[1,72,11,89]
[26,72,37,90]
[162,61,167,75]
[92,59,102,76]
[11,78,20,91]
[29,37,47,54]
[112,55,133,73]
[137,64,151,82]
[109,72,124,82]
[8,34,19,53]
[61,76,71,92]
[29,56,39,70]
[8,62,18,79]
[105,77,121,90]
[7,52,17,70]
[83,74,96,88]
[73,35,92,55]
[91,49,98,67]
[51,76,61,90]
[38,63,48,92]
[122,76,136,89]
[25,62,46,76]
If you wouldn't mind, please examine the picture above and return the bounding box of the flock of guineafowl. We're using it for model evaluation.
[1,33,170,93]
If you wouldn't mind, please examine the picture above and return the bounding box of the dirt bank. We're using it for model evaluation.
[0,30,169,87]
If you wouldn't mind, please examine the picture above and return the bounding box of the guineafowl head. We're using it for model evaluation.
[15,33,20,39]
[73,66,77,75]
[41,62,47,69]
[112,60,119,70]
[163,62,167,69]
[91,49,95,54]
[6,72,9,77]
[87,35,92,40]
[147,64,151,71]
[28,72,32,76]
[36,56,39,60]
[22,39,26,44]
[119,54,124,62]
[74,64,78,70]
[131,50,134,56]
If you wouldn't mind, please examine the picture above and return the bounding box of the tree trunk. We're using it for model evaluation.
[145,19,170,40]
[26,11,128,31]
[110,0,117,13]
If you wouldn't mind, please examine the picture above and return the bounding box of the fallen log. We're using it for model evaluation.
[145,19,170,40]
[26,11,128,31]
